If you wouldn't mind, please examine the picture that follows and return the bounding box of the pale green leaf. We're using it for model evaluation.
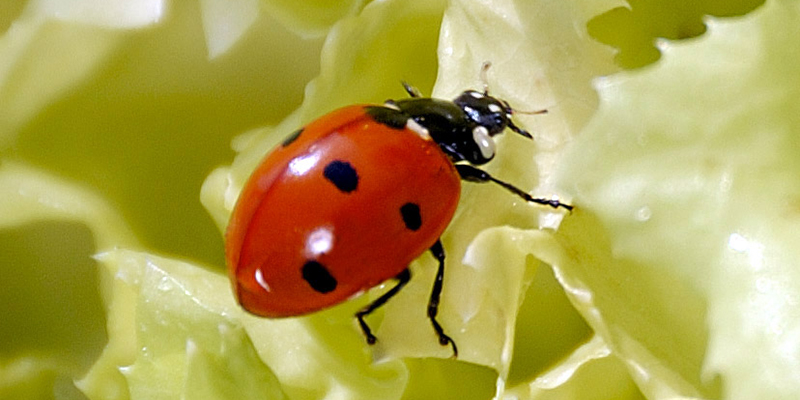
[555,0,800,398]
[198,0,259,58]
[86,249,284,400]
[259,0,364,37]
[0,162,136,399]
[5,0,787,399]
[503,335,644,400]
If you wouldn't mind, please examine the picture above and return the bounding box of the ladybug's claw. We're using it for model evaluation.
[438,332,459,358]
[357,315,377,345]
[544,198,574,212]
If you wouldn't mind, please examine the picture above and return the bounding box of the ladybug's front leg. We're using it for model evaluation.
[455,165,573,211]
[384,83,422,110]
[401,81,423,98]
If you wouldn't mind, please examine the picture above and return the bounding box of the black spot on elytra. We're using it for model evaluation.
[302,261,337,293]
[365,106,407,129]
[323,160,359,193]
[282,127,304,147]
[400,203,422,231]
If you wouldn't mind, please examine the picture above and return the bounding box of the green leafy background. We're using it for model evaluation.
[1,0,795,399]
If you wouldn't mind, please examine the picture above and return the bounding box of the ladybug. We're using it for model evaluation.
[225,67,572,357]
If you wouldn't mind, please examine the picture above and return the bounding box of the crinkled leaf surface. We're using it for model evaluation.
[5,1,323,266]
[91,249,285,400]
[554,0,800,398]
[4,0,794,399]
[1,0,321,398]
[586,0,765,68]
[502,334,643,400]
[0,162,136,399]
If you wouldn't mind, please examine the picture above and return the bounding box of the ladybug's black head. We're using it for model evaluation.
[451,90,533,164]
[453,90,532,138]
[389,83,539,166]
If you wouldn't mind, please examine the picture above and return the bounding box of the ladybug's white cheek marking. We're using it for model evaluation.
[488,103,503,114]
[306,227,334,257]
[473,126,495,159]
[406,118,431,140]
[255,268,271,292]
[289,152,321,176]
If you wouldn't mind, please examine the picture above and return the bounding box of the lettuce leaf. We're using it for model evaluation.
[555,1,800,398]
[3,0,794,399]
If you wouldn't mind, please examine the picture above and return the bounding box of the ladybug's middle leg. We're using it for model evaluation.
[455,164,573,211]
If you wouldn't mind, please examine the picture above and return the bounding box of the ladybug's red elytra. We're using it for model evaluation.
[225,65,572,357]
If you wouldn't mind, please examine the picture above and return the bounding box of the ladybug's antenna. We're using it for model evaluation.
[479,61,492,95]
[515,108,548,116]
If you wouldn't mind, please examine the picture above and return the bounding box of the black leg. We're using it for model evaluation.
[355,269,411,345]
[384,99,399,109]
[455,164,573,211]
[401,81,423,98]
[428,240,458,357]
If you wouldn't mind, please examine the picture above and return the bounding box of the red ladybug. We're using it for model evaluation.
[226,72,572,357]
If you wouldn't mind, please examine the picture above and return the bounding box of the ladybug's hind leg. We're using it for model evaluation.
[428,240,458,357]
[355,269,411,345]
[455,165,573,211]
[355,241,459,358]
